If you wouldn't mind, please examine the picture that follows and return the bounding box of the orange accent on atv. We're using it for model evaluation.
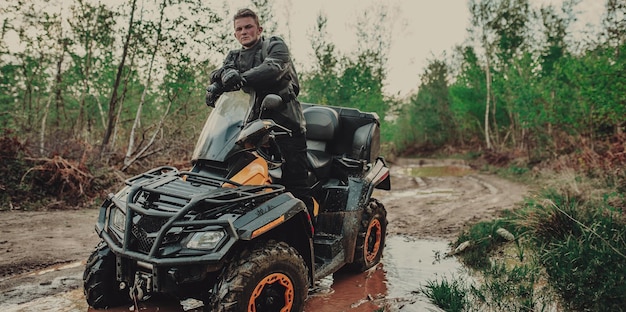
[249,272,295,312]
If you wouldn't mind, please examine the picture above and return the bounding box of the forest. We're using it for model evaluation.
[1,0,625,310]
[0,0,624,206]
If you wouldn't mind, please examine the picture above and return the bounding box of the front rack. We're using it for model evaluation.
[97,166,285,264]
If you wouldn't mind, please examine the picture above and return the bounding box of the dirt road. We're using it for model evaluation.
[381,158,527,239]
[0,158,528,311]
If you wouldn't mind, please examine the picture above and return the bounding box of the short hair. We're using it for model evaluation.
[233,8,260,27]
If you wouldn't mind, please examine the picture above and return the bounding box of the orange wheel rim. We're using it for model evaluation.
[248,273,294,312]
[364,219,382,262]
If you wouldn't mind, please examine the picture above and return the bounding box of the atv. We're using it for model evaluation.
[83,90,391,312]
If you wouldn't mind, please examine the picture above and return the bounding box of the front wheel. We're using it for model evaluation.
[347,198,387,272]
[208,240,309,312]
[83,241,130,309]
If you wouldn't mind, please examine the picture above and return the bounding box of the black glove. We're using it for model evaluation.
[221,69,246,90]
[205,83,221,107]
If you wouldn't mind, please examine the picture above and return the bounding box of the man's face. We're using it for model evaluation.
[234,17,262,48]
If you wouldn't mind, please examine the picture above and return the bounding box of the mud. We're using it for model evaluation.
[379,158,527,239]
[0,158,528,311]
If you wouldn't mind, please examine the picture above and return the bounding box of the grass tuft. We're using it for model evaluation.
[421,276,468,312]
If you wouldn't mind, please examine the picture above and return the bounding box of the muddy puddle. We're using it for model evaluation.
[2,236,464,312]
[382,236,464,311]
[305,235,464,311]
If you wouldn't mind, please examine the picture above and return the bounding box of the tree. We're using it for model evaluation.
[492,0,530,62]
[7,2,60,133]
[538,2,573,76]
[340,4,394,118]
[251,0,278,35]
[449,46,487,146]
[40,18,67,155]
[601,0,626,135]
[121,0,220,170]
[67,0,117,139]
[533,2,577,154]
[301,12,338,105]
[469,0,531,149]
[603,0,626,57]
[100,0,138,158]
[123,0,167,169]
[469,0,496,149]
[402,58,453,149]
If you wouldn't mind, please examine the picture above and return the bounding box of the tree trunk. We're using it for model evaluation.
[39,95,52,156]
[99,0,137,158]
[40,40,66,156]
[111,45,137,152]
[54,42,67,128]
[124,0,167,168]
[121,99,173,172]
[76,44,93,139]
[484,46,493,150]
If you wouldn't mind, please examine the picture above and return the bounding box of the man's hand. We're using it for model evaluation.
[205,84,221,107]
[221,69,246,90]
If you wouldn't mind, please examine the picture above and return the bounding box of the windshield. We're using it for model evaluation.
[191,90,252,162]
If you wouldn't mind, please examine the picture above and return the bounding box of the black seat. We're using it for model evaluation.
[303,106,339,178]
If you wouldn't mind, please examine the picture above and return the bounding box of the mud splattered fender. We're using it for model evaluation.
[234,192,310,240]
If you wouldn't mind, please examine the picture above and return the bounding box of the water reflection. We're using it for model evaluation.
[304,264,387,311]
[303,235,465,312]
[383,235,463,311]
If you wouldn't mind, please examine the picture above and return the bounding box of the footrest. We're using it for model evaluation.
[313,233,342,260]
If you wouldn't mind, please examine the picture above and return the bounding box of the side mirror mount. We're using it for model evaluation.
[261,94,283,111]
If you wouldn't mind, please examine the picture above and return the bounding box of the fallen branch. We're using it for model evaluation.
[21,155,94,197]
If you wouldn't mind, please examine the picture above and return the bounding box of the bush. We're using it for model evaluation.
[526,191,626,311]
[447,173,626,311]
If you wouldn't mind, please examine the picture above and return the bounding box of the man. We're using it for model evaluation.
[206,8,313,214]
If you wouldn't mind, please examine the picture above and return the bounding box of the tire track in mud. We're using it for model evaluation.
[376,158,528,239]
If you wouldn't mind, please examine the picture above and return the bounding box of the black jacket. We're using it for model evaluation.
[212,36,305,134]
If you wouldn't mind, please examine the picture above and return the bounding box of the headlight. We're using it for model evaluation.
[186,230,225,250]
[110,208,126,233]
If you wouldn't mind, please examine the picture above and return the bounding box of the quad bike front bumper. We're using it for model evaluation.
[94,166,296,293]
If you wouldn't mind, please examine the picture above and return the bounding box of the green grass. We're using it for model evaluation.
[453,218,516,270]
[470,262,544,311]
[421,276,469,312]
[428,170,626,312]
[525,191,626,311]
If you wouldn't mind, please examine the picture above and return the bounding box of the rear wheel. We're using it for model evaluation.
[208,240,309,312]
[83,241,130,309]
[347,198,387,272]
